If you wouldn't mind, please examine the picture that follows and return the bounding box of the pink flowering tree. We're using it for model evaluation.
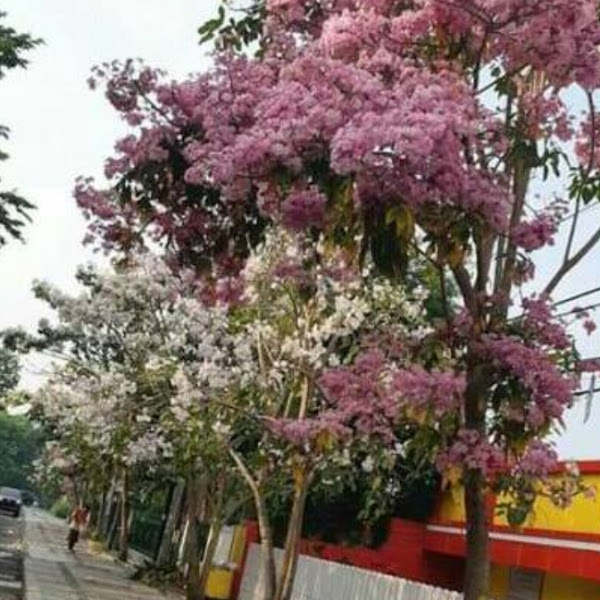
[73,1,600,597]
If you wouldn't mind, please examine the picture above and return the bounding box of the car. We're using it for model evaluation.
[0,487,23,518]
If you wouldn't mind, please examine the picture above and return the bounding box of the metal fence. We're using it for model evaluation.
[129,509,165,559]
[238,544,464,600]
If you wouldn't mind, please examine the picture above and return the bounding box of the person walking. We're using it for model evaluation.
[67,503,90,552]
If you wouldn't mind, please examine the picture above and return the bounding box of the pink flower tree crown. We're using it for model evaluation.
[74,0,600,573]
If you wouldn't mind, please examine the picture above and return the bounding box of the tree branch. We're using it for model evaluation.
[451,264,478,316]
[228,448,261,500]
[564,92,596,263]
[544,225,600,296]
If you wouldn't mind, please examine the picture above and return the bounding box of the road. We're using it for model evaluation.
[0,508,179,600]
[0,509,24,600]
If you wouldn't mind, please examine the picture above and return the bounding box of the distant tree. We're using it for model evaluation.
[0,11,41,246]
[0,412,42,490]
[0,347,19,400]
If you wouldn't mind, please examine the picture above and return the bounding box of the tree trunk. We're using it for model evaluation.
[185,514,202,600]
[255,490,277,600]
[101,478,117,538]
[107,496,119,550]
[95,491,105,534]
[198,513,223,598]
[463,360,491,600]
[276,468,312,600]
[464,470,490,600]
[156,479,186,568]
[184,476,204,600]
[118,466,129,562]
[229,450,277,600]
[70,475,81,506]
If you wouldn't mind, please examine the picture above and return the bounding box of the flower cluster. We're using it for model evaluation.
[436,429,506,476]
[390,367,466,418]
[511,214,558,252]
[481,334,576,428]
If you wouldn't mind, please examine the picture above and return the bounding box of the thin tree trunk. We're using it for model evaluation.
[463,360,491,600]
[185,514,201,600]
[156,479,186,568]
[184,475,205,600]
[118,465,129,562]
[101,478,117,538]
[198,491,225,599]
[229,449,276,600]
[254,490,277,600]
[107,496,119,549]
[95,492,105,534]
[276,469,312,600]
[71,475,81,506]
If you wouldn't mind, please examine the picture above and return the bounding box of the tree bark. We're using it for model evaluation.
[254,490,277,600]
[118,465,129,562]
[229,449,276,600]
[156,479,186,568]
[184,475,205,600]
[101,477,117,539]
[276,468,312,600]
[463,469,490,600]
[197,518,222,599]
[107,496,119,550]
[95,491,105,534]
[463,360,491,600]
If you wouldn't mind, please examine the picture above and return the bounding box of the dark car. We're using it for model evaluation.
[0,487,22,517]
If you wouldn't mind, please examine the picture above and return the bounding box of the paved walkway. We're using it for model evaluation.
[24,509,178,600]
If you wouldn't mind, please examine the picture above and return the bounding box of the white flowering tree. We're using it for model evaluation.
[20,258,183,561]
[159,301,255,600]
[22,258,254,600]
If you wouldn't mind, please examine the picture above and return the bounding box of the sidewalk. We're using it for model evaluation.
[24,509,179,600]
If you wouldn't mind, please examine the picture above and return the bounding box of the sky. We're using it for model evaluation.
[0,1,598,459]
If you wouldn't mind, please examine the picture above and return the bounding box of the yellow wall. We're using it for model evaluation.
[205,568,234,600]
[490,567,600,599]
[204,525,245,600]
[436,485,466,522]
[494,474,600,534]
[541,573,600,600]
[435,474,599,536]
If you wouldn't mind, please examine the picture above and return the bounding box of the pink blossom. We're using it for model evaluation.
[436,429,506,476]
[268,418,350,448]
[319,349,398,441]
[281,186,327,231]
[521,297,571,350]
[481,335,576,428]
[512,214,557,252]
[515,441,559,478]
[390,366,466,417]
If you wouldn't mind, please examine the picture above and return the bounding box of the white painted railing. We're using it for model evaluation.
[238,544,464,600]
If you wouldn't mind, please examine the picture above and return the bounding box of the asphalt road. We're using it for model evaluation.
[0,508,179,600]
[24,509,178,600]
[0,509,24,600]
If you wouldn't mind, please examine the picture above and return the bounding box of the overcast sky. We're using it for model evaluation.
[0,1,598,459]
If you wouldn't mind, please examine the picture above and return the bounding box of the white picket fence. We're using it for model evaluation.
[238,544,464,600]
